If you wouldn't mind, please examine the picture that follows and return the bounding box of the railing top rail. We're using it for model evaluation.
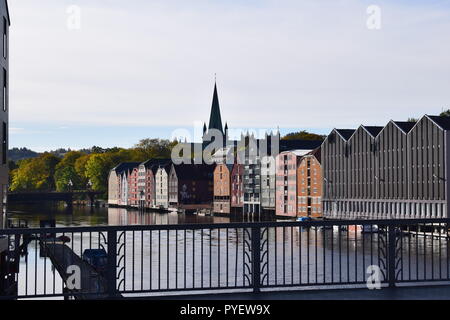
[1,218,449,235]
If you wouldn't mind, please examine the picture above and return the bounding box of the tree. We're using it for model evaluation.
[440,109,450,117]
[282,130,325,141]
[54,151,85,189]
[407,118,419,123]
[84,153,114,192]
[74,154,92,187]
[134,138,177,159]
[10,153,60,191]
[54,166,79,191]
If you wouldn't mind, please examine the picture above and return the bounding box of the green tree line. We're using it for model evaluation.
[9,139,177,195]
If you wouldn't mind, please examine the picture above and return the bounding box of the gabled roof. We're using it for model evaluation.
[334,129,355,141]
[113,162,141,174]
[310,147,321,163]
[362,126,383,137]
[215,163,234,174]
[155,163,172,174]
[141,158,171,169]
[300,147,321,164]
[392,121,415,134]
[426,115,450,130]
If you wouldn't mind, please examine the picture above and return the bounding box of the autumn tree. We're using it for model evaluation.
[54,151,86,190]
[10,153,60,191]
[84,153,115,192]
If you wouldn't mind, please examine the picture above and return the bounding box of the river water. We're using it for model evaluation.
[7,203,233,228]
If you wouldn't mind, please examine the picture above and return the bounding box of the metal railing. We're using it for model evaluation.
[1,218,450,299]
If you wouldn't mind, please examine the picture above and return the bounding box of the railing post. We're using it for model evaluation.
[251,226,261,293]
[107,230,118,298]
[388,225,396,288]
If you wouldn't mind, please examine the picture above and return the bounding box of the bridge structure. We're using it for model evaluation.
[0,218,450,299]
[7,191,103,207]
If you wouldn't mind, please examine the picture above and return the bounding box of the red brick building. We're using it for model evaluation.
[127,167,139,207]
[213,164,233,214]
[297,149,322,218]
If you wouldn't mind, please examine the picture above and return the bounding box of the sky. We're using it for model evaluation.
[8,0,450,151]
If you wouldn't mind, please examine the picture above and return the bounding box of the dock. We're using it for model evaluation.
[40,241,115,299]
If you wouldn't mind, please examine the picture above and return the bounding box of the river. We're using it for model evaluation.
[7,203,236,228]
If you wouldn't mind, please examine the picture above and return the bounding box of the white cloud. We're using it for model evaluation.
[8,0,450,131]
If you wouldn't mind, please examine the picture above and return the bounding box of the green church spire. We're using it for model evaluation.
[208,82,223,134]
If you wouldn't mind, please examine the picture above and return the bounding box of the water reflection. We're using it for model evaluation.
[7,204,237,227]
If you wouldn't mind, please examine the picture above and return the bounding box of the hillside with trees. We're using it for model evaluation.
[9,139,177,195]
[282,130,326,141]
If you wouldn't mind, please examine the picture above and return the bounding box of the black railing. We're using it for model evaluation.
[1,218,450,299]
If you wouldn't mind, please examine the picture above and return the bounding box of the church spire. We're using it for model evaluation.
[208,82,223,134]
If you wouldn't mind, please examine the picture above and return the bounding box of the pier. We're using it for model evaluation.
[40,241,111,300]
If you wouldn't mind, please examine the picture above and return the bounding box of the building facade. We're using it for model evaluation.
[213,164,233,214]
[230,163,244,214]
[297,149,322,217]
[275,151,304,217]
[139,159,171,208]
[108,163,140,206]
[169,164,215,207]
[155,164,171,208]
[322,116,450,219]
[127,167,139,207]
[0,1,8,229]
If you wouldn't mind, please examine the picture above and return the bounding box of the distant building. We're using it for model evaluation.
[275,150,309,217]
[230,163,244,214]
[169,164,215,207]
[243,136,322,217]
[322,115,450,219]
[127,166,139,207]
[297,149,322,217]
[213,163,233,214]
[108,162,140,206]
[155,163,171,209]
[138,159,171,208]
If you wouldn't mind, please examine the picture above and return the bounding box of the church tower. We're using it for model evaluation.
[203,82,228,145]
[207,82,223,134]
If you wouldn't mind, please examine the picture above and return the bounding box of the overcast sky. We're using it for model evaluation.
[8,0,450,151]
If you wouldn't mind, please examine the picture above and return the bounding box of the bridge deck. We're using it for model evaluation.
[40,241,112,299]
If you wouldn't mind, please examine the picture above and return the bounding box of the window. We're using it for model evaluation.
[2,17,6,59]
[2,68,5,111]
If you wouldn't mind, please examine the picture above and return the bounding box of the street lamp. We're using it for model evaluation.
[87,179,92,191]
